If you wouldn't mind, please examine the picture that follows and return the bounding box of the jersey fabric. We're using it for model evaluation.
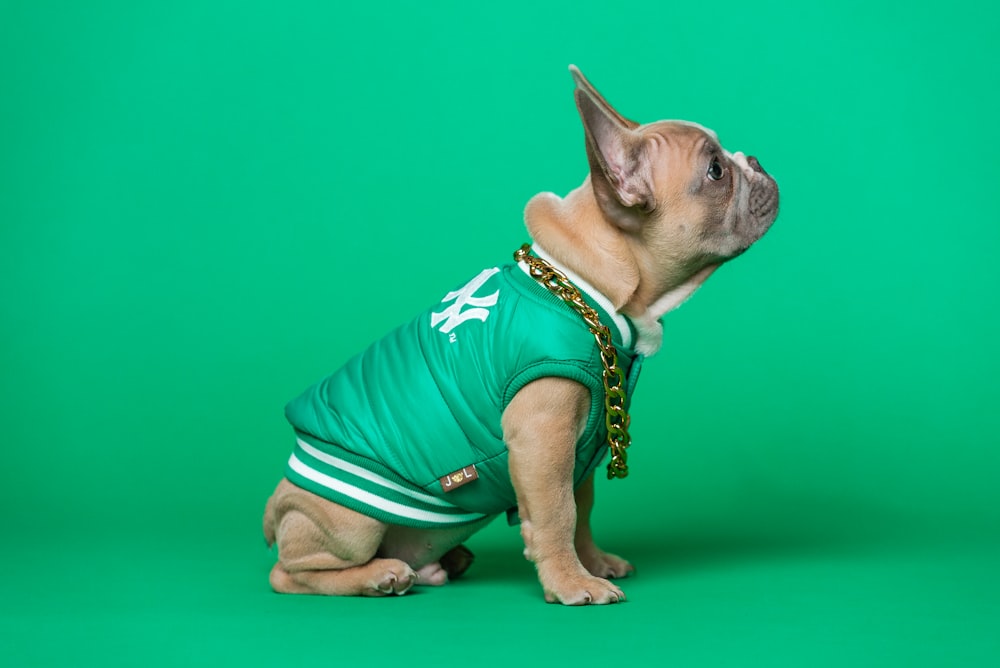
[283,254,645,529]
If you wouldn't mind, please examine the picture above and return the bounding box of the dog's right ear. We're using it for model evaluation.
[570,66,656,232]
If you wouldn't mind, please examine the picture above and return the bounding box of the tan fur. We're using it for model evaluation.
[263,67,778,605]
[525,184,641,311]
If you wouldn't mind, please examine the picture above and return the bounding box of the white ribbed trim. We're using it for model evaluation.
[296,438,456,508]
[287,454,487,525]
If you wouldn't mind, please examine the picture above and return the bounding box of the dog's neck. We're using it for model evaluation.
[524,181,714,356]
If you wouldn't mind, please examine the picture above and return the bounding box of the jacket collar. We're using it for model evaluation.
[517,243,647,353]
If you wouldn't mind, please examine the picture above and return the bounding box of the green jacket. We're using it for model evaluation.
[283,252,644,528]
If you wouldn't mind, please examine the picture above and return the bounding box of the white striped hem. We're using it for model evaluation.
[296,437,456,509]
[288,454,487,525]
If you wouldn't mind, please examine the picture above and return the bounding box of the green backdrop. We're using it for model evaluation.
[2,1,998,666]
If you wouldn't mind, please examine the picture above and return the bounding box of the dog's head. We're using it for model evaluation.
[524,67,780,338]
[570,66,779,269]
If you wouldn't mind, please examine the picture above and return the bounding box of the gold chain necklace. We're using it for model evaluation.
[513,244,632,479]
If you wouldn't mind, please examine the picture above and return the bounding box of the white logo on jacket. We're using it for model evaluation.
[431,267,500,335]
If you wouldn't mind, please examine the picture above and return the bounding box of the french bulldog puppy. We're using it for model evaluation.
[263,66,779,605]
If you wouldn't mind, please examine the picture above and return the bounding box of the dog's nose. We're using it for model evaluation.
[747,156,766,174]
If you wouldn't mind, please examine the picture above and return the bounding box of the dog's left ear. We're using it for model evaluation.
[570,66,656,232]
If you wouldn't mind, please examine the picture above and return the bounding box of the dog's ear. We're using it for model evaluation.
[570,66,655,232]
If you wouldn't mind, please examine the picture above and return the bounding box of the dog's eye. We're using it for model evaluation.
[707,157,725,181]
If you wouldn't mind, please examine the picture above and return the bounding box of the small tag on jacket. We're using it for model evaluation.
[439,465,479,492]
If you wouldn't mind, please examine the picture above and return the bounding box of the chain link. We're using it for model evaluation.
[513,244,631,479]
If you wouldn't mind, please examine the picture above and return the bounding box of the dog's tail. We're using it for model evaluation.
[263,491,279,547]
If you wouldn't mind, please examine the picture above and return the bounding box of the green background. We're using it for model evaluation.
[2,0,998,665]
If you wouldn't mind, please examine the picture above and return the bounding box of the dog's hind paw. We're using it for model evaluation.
[415,544,475,586]
[414,562,450,586]
[371,559,417,596]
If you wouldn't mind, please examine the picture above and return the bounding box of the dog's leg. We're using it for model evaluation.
[264,479,417,596]
[504,378,626,605]
[573,473,634,579]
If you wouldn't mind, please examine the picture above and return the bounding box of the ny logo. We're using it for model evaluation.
[430,267,500,335]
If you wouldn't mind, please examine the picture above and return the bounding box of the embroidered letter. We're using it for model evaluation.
[430,268,500,334]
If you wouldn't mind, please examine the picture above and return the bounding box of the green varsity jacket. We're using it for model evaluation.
[283,250,644,528]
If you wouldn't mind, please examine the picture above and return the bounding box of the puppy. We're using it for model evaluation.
[263,66,779,605]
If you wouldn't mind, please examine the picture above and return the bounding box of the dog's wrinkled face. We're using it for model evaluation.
[643,120,780,261]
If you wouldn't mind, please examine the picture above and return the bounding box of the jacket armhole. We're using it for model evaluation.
[502,361,606,445]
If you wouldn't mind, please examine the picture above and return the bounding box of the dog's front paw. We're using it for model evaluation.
[578,547,634,580]
[540,571,626,605]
